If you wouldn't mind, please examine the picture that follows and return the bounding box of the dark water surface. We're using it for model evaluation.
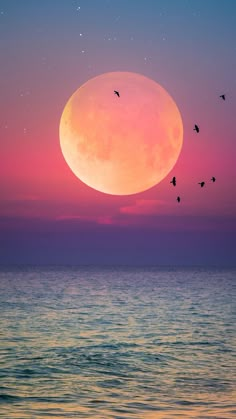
[0,266,235,418]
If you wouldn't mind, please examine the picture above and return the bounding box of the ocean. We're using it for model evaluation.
[0,266,235,418]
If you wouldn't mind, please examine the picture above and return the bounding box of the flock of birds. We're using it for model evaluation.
[113,89,226,203]
[170,175,216,203]
[171,94,225,202]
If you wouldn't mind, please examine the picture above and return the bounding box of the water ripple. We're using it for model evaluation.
[0,266,235,418]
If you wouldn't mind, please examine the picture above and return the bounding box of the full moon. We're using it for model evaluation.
[59,72,183,195]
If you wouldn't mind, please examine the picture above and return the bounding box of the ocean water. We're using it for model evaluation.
[0,266,235,419]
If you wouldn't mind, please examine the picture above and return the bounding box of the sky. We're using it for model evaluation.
[0,0,235,266]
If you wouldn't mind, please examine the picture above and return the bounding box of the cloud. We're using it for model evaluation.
[97,216,114,225]
[120,199,166,215]
[56,214,114,225]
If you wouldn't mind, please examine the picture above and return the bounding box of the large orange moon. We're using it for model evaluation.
[59,72,183,195]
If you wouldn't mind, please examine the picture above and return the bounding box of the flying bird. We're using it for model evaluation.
[219,94,225,101]
[198,181,205,188]
[177,196,180,203]
[193,124,199,133]
[170,176,176,186]
[211,176,216,182]
[114,90,120,97]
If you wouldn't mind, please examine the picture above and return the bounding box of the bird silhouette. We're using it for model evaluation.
[198,181,205,188]
[177,196,180,203]
[114,90,120,97]
[194,124,199,133]
[211,176,216,182]
[219,94,225,101]
[170,176,176,186]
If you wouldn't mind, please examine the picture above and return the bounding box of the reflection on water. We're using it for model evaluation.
[0,266,235,418]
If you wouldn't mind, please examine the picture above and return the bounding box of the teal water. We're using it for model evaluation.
[0,266,235,418]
